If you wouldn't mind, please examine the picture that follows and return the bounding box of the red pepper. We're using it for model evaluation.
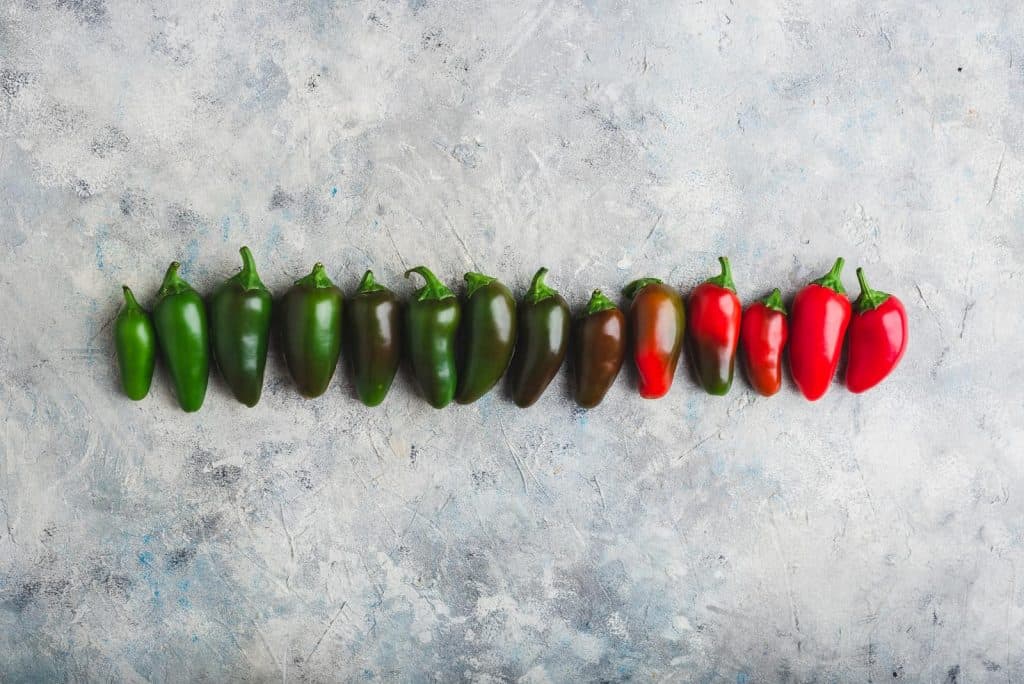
[789,258,851,401]
[687,257,742,395]
[623,278,686,399]
[740,288,788,397]
[845,267,908,393]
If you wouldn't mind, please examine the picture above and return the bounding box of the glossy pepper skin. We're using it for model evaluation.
[687,257,742,396]
[209,246,272,407]
[509,268,570,408]
[405,266,461,408]
[623,278,685,399]
[573,290,626,408]
[740,289,788,397]
[789,258,851,401]
[153,262,210,412]
[281,263,343,398]
[456,272,516,404]
[845,268,908,393]
[346,270,402,407]
[115,286,156,400]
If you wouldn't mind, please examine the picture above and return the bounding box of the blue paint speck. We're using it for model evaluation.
[221,217,230,241]
[737,674,749,684]
[330,186,338,197]
[138,551,155,566]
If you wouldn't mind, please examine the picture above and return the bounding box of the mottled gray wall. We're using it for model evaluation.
[2,0,1023,681]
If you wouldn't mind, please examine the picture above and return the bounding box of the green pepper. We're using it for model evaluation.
[573,289,626,408]
[455,272,517,404]
[281,262,344,398]
[153,262,209,412]
[509,267,570,408]
[405,266,460,408]
[209,246,272,407]
[346,270,402,407]
[114,285,156,400]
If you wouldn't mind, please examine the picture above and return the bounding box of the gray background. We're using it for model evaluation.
[2,0,1023,681]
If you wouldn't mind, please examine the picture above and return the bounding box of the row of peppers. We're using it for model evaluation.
[115,248,908,412]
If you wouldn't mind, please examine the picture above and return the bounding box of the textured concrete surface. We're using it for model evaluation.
[2,0,1023,681]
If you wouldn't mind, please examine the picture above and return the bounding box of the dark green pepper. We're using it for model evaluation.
[209,246,272,407]
[281,263,344,398]
[509,267,570,408]
[346,270,402,407]
[573,290,625,408]
[114,285,156,400]
[153,262,209,412]
[455,272,516,404]
[405,266,460,408]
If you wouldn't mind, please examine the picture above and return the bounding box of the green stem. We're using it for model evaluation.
[295,262,334,289]
[405,265,454,301]
[705,256,736,292]
[122,285,142,310]
[585,289,617,315]
[812,257,847,295]
[464,272,496,298]
[760,288,787,314]
[854,267,890,312]
[158,261,191,298]
[524,267,557,304]
[236,246,266,291]
[357,270,385,294]
[623,277,662,299]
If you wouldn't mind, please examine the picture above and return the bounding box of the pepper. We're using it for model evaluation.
[281,262,344,398]
[114,285,156,400]
[509,268,570,408]
[845,267,908,393]
[346,270,402,406]
[152,262,210,412]
[573,289,626,408]
[789,258,851,401]
[456,272,517,404]
[209,246,272,407]
[405,266,460,408]
[740,288,788,397]
[623,277,685,399]
[687,257,742,396]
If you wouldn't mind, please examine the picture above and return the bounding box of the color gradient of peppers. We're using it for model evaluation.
[740,288,788,397]
[153,262,209,412]
[114,285,156,400]
[346,270,402,407]
[789,258,851,401]
[845,267,908,393]
[509,268,570,408]
[573,289,625,408]
[405,266,460,408]
[623,277,685,399]
[456,272,516,404]
[281,263,343,398]
[209,246,272,407]
[687,257,742,395]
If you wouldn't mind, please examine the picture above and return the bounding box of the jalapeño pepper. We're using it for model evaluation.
[623,278,685,399]
[740,289,788,397]
[281,263,344,398]
[153,262,210,412]
[405,266,460,408]
[456,272,517,404]
[687,257,742,396]
[789,258,851,401]
[114,285,156,400]
[509,268,570,408]
[346,270,402,406]
[573,290,626,408]
[209,246,272,407]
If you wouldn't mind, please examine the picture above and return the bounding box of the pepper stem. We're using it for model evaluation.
[464,272,496,298]
[405,265,454,301]
[295,262,334,289]
[357,270,385,294]
[623,277,663,299]
[812,257,847,295]
[524,267,557,304]
[705,256,736,292]
[236,246,266,291]
[854,267,890,312]
[585,289,617,315]
[157,261,191,298]
[761,288,787,314]
[122,285,141,309]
